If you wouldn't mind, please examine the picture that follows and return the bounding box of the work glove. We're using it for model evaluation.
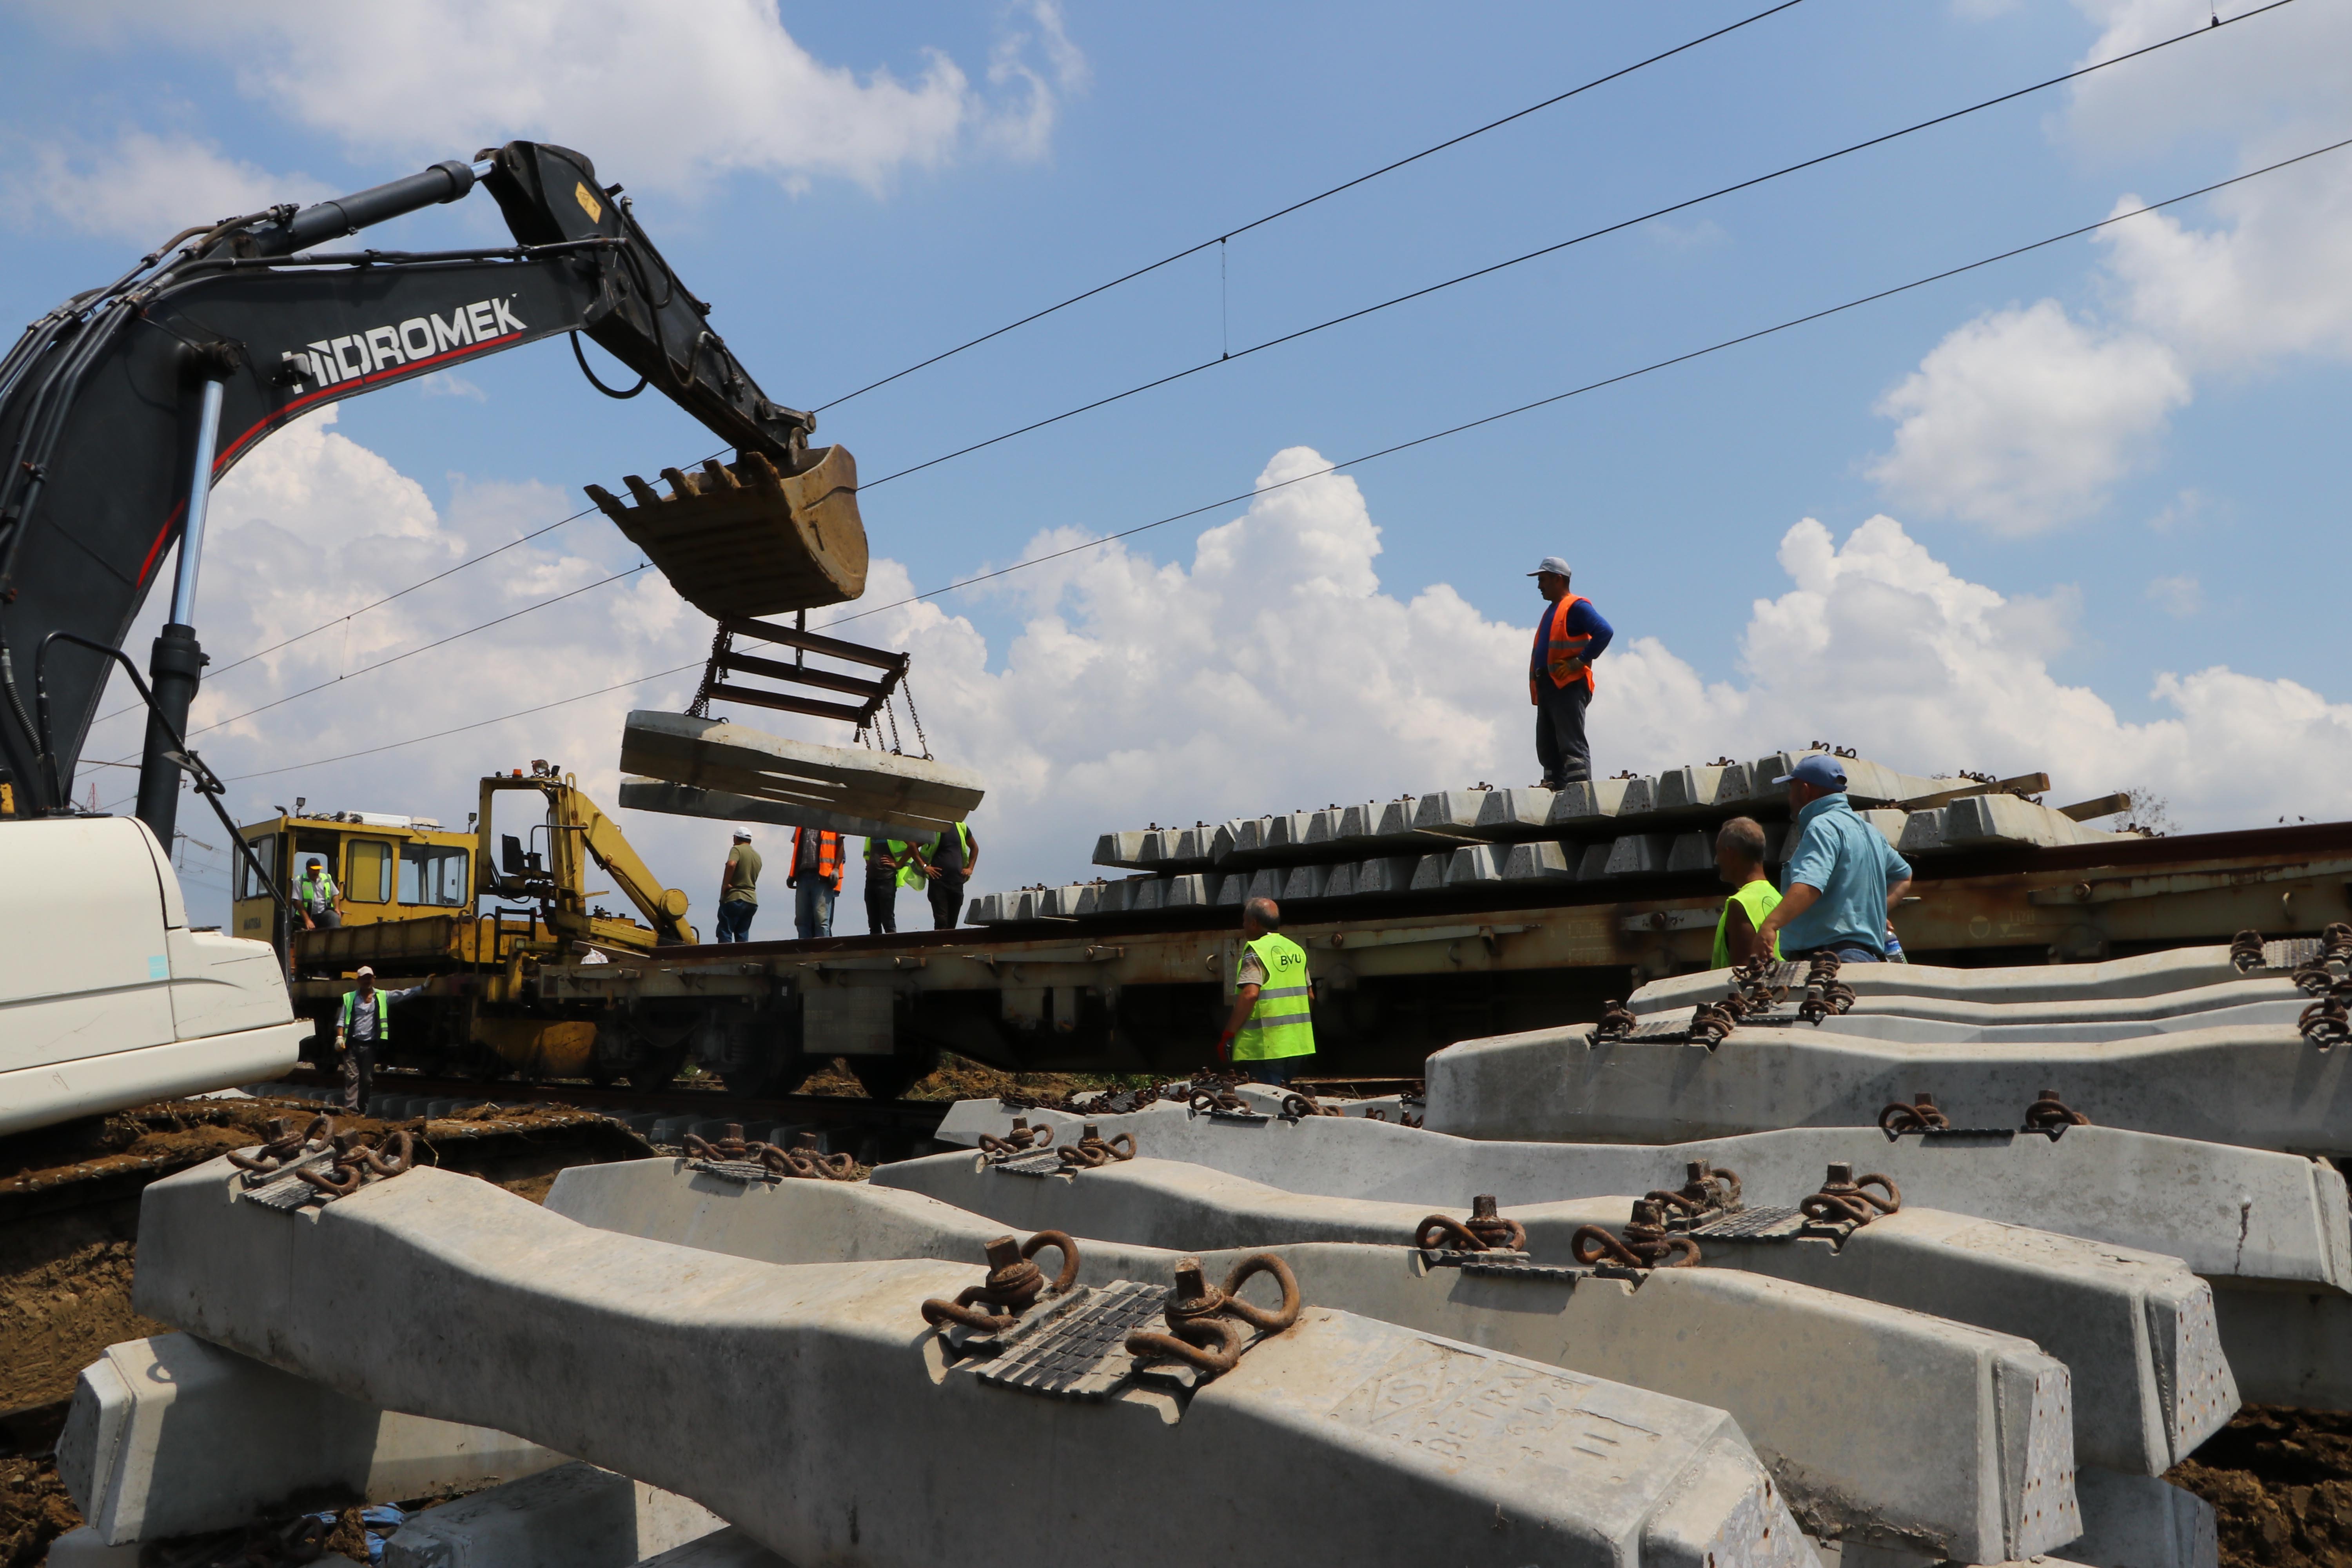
[1215,1030,1234,1062]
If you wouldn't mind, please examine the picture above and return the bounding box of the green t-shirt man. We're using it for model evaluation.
[723,841,762,906]
[1710,817,1783,969]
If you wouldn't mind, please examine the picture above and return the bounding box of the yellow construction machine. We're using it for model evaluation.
[234,763,724,1087]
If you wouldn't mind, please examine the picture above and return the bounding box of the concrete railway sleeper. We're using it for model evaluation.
[127,1156,1821,1568]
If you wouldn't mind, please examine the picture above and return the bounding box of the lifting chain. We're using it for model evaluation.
[2230,929,2267,973]
[1571,1198,1702,1269]
[920,1230,1080,1333]
[978,1116,1056,1158]
[2022,1089,2091,1130]
[227,1113,334,1176]
[1057,1122,1138,1169]
[1877,1091,1951,1134]
[1414,1194,1527,1253]
[1797,952,1857,1024]
[1124,1254,1302,1377]
[1648,1159,1742,1221]
[1593,999,1637,1042]
[761,1131,858,1181]
[296,1129,416,1199]
[1799,1162,1901,1226]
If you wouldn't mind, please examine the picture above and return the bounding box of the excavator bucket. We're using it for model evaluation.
[616,710,982,840]
[584,447,866,618]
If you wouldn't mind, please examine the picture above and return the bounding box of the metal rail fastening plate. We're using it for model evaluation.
[967,1281,1169,1401]
[2265,938,2325,971]
[687,1158,779,1186]
[1688,1205,1809,1241]
[987,1150,1070,1178]
[236,1149,339,1210]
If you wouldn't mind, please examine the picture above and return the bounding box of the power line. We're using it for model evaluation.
[171,132,2352,788]
[811,0,1812,413]
[96,563,652,766]
[216,661,704,783]
[855,0,2299,493]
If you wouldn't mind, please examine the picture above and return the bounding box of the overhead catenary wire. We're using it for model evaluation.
[167,131,2352,791]
[80,0,2283,737]
[95,563,653,765]
[812,0,1813,412]
[853,0,2301,494]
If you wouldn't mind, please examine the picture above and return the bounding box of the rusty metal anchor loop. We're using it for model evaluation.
[1188,1085,1248,1116]
[1877,1092,1951,1134]
[296,1161,364,1197]
[763,1132,857,1180]
[685,1123,754,1161]
[1686,1000,1738,1049]
[2230,929,2267,973]
[1415,1195,1526,1252]
[1279,1091,1343,1120]
[2293,964,2336,996]
[978,1116,1055,1157]
[921,1229,1083,1332]
[1651,1159,1740,1217]
[1800,1162,1902,1226]
[2300,996,2352,1050]
[2326,922,2352,966]
[1056,1123,1137,1168]
[1124,1253,1301,1375]
[358,1129,415,1176]
[1593,999,1638,1042]
[1572,1199,1702,1269]
[229,1114,319,1173]
[2022,1089,2091,1129]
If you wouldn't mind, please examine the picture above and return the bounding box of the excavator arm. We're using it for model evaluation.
[0,142,865,841]
[478,771,695,949]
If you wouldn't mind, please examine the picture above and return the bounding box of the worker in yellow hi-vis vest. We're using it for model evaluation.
[1217,896,1317,1085]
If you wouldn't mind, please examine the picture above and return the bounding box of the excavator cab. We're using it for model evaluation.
[475,763,696,952]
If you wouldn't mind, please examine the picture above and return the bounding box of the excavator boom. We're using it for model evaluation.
[0,142,866,840]
[478,771,695,949]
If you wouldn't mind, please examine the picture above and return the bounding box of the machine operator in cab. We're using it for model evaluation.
[295,856,343,931]
[1216,897,1317,1085]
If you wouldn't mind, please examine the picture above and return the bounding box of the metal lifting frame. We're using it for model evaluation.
[691,615,909,729]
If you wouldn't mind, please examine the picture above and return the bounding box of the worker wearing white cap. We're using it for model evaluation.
[334,964,423,1114]
[1527,556,1613,788]
[716,829,762,942]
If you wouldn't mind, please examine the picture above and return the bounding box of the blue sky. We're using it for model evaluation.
[5,0,2348,923]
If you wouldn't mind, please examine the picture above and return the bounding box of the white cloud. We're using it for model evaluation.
[416,371,488,403]
[23,0,1085,199]
[2145,573,2202,617]
[1867,301,2189,535]
[0,129,329,244]
[1870,0,2352,529]
[94,433,2352,926]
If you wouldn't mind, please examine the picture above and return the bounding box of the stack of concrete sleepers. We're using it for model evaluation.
[961,750,2122,926]
[67,1153,1828,1568]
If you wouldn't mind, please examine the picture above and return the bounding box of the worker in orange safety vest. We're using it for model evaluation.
[788,826,844,940]
[1527,555,1614,789]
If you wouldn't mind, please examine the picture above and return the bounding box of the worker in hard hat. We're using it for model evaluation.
[295,855,343,930]
[1756,754,1913,962]
[1216,897,1317,1085]
[333,965,423,1114]
[1711,816,1782,968]
[788,826,844,940]
[716,829,762,942]
[862,835,924,935]
[1528,555,1613,789]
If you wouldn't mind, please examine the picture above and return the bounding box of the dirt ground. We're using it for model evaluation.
[2171,1403,2352,1567]
[0,1097,645,1568]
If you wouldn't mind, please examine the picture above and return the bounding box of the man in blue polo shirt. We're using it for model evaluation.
[1755,753,1912,962]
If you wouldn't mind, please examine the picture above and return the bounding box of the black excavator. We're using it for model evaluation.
[0,141,868,851]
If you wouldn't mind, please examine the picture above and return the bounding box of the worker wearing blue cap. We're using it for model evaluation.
[1527,556,1613,788]
[1755,753,1913,962]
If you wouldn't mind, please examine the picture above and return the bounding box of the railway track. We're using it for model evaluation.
[262,1065,953,1160]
